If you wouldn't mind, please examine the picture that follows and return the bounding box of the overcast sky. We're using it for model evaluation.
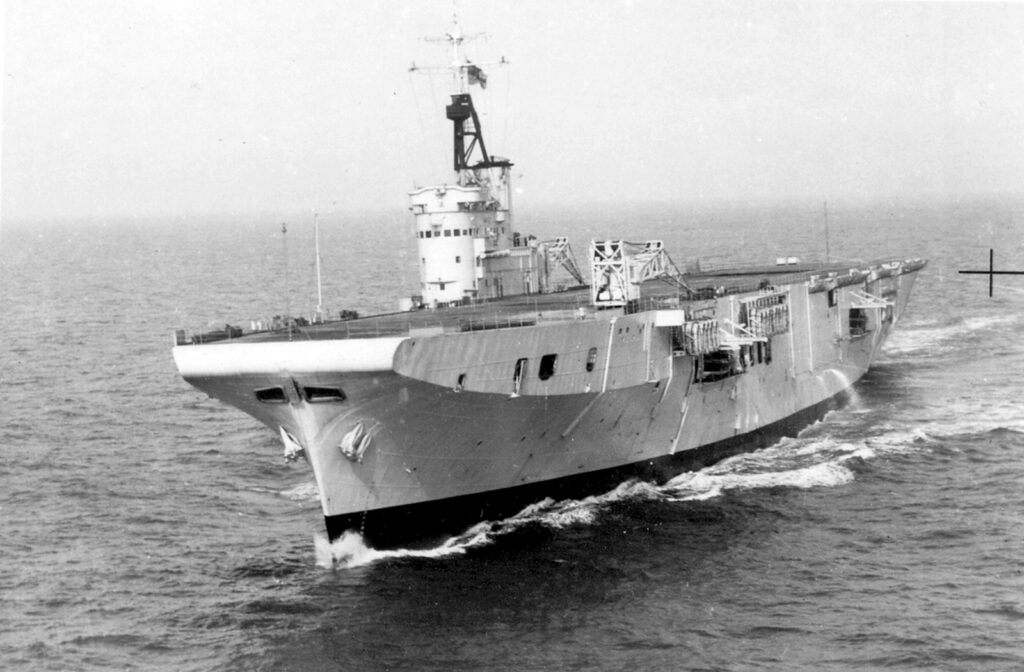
[4,1,1024,221]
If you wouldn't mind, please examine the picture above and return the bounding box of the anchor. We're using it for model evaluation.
[339,421,373,463]
[280,427,305,462]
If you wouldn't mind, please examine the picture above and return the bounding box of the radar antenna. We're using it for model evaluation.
[410,13,502,93]
[409,13,510,175]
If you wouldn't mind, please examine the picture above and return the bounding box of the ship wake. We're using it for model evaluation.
[315,428,934,569]
[882,312,1024,358]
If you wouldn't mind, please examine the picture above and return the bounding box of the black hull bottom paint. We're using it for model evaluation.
[325,387,855,549]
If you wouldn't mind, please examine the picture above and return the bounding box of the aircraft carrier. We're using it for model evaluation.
[172,18,925,549]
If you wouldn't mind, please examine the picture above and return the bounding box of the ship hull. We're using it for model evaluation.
[323,384,854,548]
[174,262,923,549]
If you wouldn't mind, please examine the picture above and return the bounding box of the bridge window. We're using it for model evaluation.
[444,229,452,237]
[539,354,557,381]
[454,229,461,237]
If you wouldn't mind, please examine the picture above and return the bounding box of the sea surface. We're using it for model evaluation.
[3,198,1024,671]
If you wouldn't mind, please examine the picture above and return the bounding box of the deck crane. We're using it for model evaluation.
[543,236,586,287]
[590,240,692,309]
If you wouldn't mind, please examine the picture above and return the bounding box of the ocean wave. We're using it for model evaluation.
[314,528,491,569]
[279,481,319,502]
[914,396,1024,436]
[662,456,855,502]
[883,313,1023,357]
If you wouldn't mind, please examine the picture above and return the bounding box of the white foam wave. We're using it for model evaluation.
[882,327,956,356]
[962,314,1024,332]
[279,481,319,502]
[314,527,493,569]
[862,427,933,451]
[884,313,1022,356]
[658,435,882,502]
[516,479,664,530]
[663,460,855,501]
